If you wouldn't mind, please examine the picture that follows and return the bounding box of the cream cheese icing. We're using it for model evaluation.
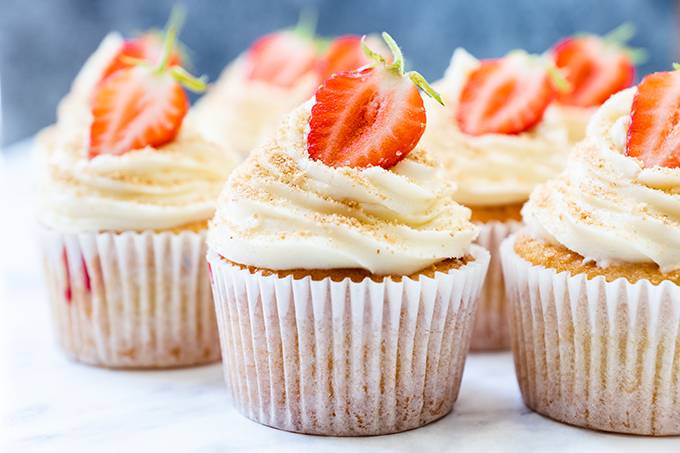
[420,48,571,207]
[37,33,239,232]
[191,57,319,159]
[208,102,479,275]
[522,87,680,272]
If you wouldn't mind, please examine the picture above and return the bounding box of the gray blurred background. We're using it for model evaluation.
[0,0,677,149]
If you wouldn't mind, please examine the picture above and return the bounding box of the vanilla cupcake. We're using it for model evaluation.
[502,79,680,435]
[192,29,386,160]
[207,34,489,435]
[37,19,239,368]
[421,48,570,350]
[549,24,639,143]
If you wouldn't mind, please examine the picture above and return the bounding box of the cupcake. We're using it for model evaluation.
[501,72,680,435]
[192,21,386,159]
[207,34,489,435]
[37,14,239,368]
[550,23,641,143]
[420,49,570,350]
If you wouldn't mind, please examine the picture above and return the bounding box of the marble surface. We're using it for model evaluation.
[2,142,679,452]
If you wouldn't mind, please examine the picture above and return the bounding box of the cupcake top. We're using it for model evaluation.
[192,30,387,159]
[38,18,239,233]
[523,79,680,273]
[208,34,478,275]
[191,54,319,159]
[421,48,570,207]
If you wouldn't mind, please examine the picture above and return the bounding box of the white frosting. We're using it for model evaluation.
[191,57,319,159]
[552,104,597,143]
[420,48,571,206]
[37,33,239,233]
[523,88,680,272]
[208,102,478,275]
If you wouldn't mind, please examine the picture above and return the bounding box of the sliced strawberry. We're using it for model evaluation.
[88,9,205,158]
[553,36,634,107]
[316,35,373,81]
[89,66,189,158]
[457,53,554,136]
[307,33,441,169]
[101,33,182,82]
[625,70,680,169]
[245,32,318,88]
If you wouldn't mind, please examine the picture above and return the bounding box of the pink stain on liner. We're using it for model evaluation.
[62,246,73,303]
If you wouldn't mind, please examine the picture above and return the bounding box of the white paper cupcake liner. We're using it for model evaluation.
[208,245,490,436]
[38,226,220,368]
[501,234,680,436]
[469,220,522,351]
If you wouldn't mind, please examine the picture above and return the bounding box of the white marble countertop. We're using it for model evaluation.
[2,141,678,452]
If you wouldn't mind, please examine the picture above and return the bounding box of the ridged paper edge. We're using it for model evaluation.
[208,246,490,436]
[39,226,219,368]
[501,234,680,436]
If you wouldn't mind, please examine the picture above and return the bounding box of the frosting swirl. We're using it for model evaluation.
[523,87,680,272]
[37,34,239,233]
[191,58,318,158]
[208,102,478,275]
[420,48,570,206]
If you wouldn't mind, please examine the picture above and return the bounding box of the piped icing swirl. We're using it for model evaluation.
[37,34,239,233]
[191,58,318,158]
[421,48,570,206]
[523,87,680,273]
[208,102,479,275]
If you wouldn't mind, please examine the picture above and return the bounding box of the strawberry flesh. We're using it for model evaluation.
[317,35,372,81]
[626,70,680,169]
[307,66,426,169]
[89,66,189,158]
[101,33,182,82]
[553,36,634,107]
[245,32,318,88]
[457,55,554,135]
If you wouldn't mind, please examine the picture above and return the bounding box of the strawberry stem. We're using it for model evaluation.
[143,6,207,92]
[381,32,405,74]
[362,32,444,106]
[293,8,317,40]
[170,66,207,92]
[603,22,635,45]
[546,63,571,94]
[599,22,647,65]
[406,71,444,105]
[155,6,186,74]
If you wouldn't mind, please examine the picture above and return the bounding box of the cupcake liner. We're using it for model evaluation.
[38,226,220,368]
[207,246,490,436]
[501,235,680,436]
[469,220,522,351]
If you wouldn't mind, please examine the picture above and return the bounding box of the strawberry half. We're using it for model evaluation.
[89,66,190,157]
[245,31,318,88]
[100,33,182,83]
[316,35,373,81]
[553,36,634,107]
[307,32,442,169]
[457,52,555,136]
[88,10,206,158]
[625,69,680,169]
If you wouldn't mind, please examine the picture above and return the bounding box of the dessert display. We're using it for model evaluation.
[420,48,571,350]
[206,33,489,435]
[192,20,386,159]
[36,12,240,367]
[550,23,641,142]
[501,71,680,435]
